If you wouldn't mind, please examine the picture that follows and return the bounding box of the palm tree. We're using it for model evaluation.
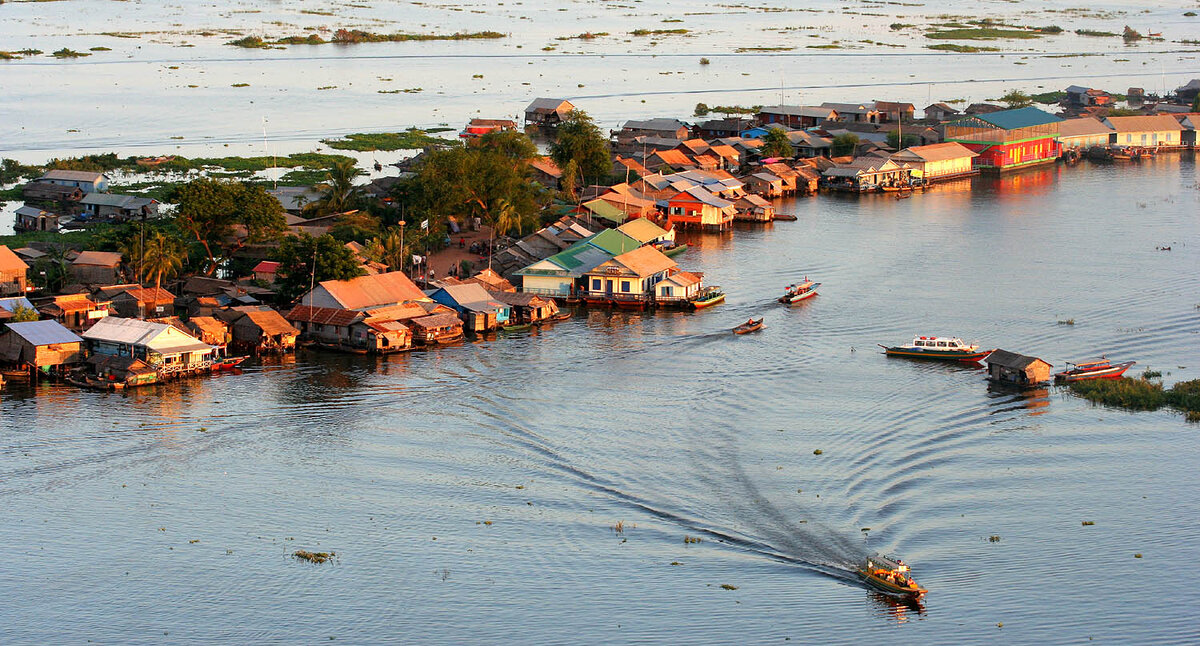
[366,227,406,272]
[487,199,523,270]
[140,232,186,291]
[314,159,364,215]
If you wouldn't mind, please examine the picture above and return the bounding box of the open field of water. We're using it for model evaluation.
[2,156,1198,643]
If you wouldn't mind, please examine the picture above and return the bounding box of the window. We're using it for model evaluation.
[591,278,601,291]
[621,281,631,293]
[661,286,673,297]
[915,341,925,347]
[937,341,947,347]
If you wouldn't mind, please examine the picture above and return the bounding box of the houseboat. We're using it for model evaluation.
[779,280,819,305]
[881,336,993,362]
[858,554,927,599]
[1054,358,1136,382]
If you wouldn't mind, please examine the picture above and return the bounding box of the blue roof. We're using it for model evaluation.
[5,320,83,346]
[974,106,1062,130]
[0,296,34,313]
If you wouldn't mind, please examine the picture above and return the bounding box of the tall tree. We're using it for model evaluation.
[549,109,612,186]
[273,232,366,303]
[998,89,1033,109]
[365,227,407,272]
[831,133,860,157]
[140,232,186,291]
[474,129,538,162]
[560,158,579,200]
[170,178,286,275]
[886,130,920,149]
[760,127,794,159]
[312,158,365,215]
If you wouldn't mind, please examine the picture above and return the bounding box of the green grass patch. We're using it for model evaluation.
[1068,377,1200,421]
[321,129,448,151]
[1032,90,1067,103]
[1075,29,1118,37]
[630,28,689,36]
[231,29,505,48]
[806,44,843,49]
[51,48,91,58]
[0,226,107,249]
[926,28,1041,40]
[927,43,1000,52]
[89,46,112,52]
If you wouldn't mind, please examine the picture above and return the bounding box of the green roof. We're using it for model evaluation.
[581,199,626,224]
[514,228,641,278]
[967,106,1061,130]
[585,228,641,256]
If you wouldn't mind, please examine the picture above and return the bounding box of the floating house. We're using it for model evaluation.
[226,308,299,354]
[22,182,83,209]
[581,245,678,308]
[820,102,881,124]
[653,270,703,305]
[1102,115,1185,149]
[874,101,915,123]
[183,316,231,350]
[0,320,85,374]
[79,193,158,221]
[665,186,736,231]
[71,251,123,285]
[619,118,691,143]
[37,170,108,194]
[286,304,418,353]
[616,218,675,247]
[429,283,511,333]
[1055,117,1114,151]
[890,142,979,182]
[408,312,464,346]
[823,158,915,192]
[460,118,517,139]
[488,291,559,324]
[757,105,838,129]
[985,350,1052,387]
[15,205,67,232]
[944,107,1062,172]
[82,317,215,375]
[111,287,175,319]
[525,98,575,128]
[38,294,109,331]
[923,102,961,122]
[514,229,641,298]
[695,117,750,139]
[298,271,427,311]
[0,245,29,296]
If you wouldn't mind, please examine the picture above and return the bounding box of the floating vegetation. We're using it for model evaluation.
[734,46,794,52]
[293,550,336,564]
[670,561,682,566]
[89,46,112,52]
[231,83,250,87]
[51,48,90,58]
[1067,378,1200,421]
[320,129,448,151]
[227,30,506,48]
[630,28,689,36]
[926,28,1041,40]
[890,23,914,30]
[1032,90,1067,104]
[611,520,627,534]
[683,535,702,544]
[1142,369,1162,379]
[377,88,423,94]
[699,57,710,64]
[812,449,823,455]
[1134,553,1142,558]
[1057,318,1075,325]
[989,535,1001,542]
[927,43,1000,52]
[1081,521,1095,526]
[1075,29,1118,37]
[556,32,609,40]
[719,584,738,590]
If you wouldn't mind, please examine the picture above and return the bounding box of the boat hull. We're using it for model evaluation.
[662,243,689,258]
[858,569,927,598]
[1054,361,1135,382]
[733,319,764,334]
[883,347,992,362]
[690,294,726,310]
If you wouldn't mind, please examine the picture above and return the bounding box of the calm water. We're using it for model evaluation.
[3,157,1199,644]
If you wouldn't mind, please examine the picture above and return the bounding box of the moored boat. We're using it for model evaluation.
[779,279,819,305]
[1054,357,1135,382]
[858,554,927,599]
[211,356,248,371]
[690,287,725,310]
[733,318,764,335]
[501,322,532,332]
[880,336,992,362]
[662,243,689,258]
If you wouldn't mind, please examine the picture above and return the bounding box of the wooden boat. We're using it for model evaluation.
[881,184,913,193]
[880,336,993,362]
[858,554,926,599]
[733,318,764,334]
[501,322,532,332]
[662,243,689,258]
[772,213,798,221]
[689,287,725,310]
[211,356,248,371]
[895,192,912,200]
[778,280,819,305]
[1,368,31,380]
[1054,358,1135,382]
[548,311,573,322]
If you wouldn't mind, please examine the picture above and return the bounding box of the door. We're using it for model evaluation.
[604,280,614,296]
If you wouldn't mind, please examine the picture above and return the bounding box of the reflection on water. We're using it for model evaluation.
[2,158,1198,643]
[868,592,926,624]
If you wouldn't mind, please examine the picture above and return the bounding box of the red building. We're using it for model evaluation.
[945,107,1062,172]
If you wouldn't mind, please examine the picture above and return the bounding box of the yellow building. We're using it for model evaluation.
[1103,115,1184,148]
[1056,116,1113,150]
[890,142,978,181]
[582,246,676,306]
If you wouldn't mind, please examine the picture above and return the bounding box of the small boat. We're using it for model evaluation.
[772,213,798,222]
[880,336,993,362]
[690,287,726,310]
[501,322,532,332]
[661,243,689,258]
[858,554,927,599]
[895,192,912,200]
[733,318,764,334]
[881,185,913,193]
[548,311,573,322]
[211,356,248,371]
[1054,357,1135,382]
[779,280,819,305]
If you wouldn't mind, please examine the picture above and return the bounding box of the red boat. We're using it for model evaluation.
[211,356,248,372]
[1054,358,1135,382]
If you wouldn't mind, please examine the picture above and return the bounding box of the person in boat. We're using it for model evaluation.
[746,318,756,327]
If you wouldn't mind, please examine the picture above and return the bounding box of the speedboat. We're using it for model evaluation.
[779,279,820,305]
[1054,357,1135,382]
[880,336,992,362]
[858,554,927,599]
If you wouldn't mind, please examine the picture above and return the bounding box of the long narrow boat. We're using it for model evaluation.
[211,356,248,371]
[1054,358,1135,382]
[662,243,689,258]
[690,287,725,310]
[733,318,764,334]
[501,322,532,332]
[778,280,819,305]
[858,554,927,599]
[880,336,993,362]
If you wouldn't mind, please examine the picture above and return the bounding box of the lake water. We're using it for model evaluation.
[3,156,1198,644]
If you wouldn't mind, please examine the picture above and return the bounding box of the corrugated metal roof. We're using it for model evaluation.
[0,245,27,272]
[1056,117,1113,138]
[311,271,427,310]
[6,320,84,346]
[72,250,123,267]
[617,218,670,244]
[0,296,35,312]
[80,193,154,208]
[600,246,676,278]
[973,106,1062,130]
[1103,115,1183,133]
[82,317,211,354]
[42,169,106,182]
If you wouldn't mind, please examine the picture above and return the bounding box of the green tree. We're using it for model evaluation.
[549,109,612,186]
[998,89,1033,109]
[760,127,794,158]
[311,159,365,215]
[328,211,383,243]
[140,232,186,291]
[831,133,860,157]
[365,227,407,272]
[171,178,286,275]
[1191,94,1199,112]
[560,158,579,200]
[10,304,39,322]
[273,232,366,303]
[32,244,72,292]
[694,102,710,117]
[473,129,538,162]
[886,130,920,149]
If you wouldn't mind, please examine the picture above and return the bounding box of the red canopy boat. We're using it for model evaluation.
[1054,357,1135,382]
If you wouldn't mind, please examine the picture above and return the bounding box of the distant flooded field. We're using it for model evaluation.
[3,155,1199,643]
[2,0,1199,159]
